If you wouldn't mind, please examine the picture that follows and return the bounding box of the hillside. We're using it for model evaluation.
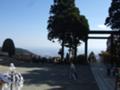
[0,47,34,55]
[15,48,34,55]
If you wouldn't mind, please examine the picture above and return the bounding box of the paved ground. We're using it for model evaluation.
[91,63,116,90]
[0,58,99,90]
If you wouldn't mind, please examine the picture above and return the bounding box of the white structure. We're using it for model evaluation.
[0,63,24,90]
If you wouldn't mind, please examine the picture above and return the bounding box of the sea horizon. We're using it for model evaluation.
[26,47,106,57]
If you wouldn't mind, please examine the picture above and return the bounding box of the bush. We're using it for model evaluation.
[76,54,87,64]
[2,38,15,57]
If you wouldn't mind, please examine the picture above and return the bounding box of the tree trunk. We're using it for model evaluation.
[61,40,64,61]
[74,45,77,61]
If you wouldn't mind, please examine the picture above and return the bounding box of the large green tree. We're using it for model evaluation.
[105,0,120,66]
[64,15,89,60]
[105,0,120,30]
[2,38,15,57]
[47,0,89,61]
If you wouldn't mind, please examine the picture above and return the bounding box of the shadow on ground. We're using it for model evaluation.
[22,64,99,90]
[0,56,99,90]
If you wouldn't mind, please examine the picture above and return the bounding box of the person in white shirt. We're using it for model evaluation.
[70,61,78,80]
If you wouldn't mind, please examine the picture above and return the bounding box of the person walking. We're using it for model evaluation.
[70,61,78,80]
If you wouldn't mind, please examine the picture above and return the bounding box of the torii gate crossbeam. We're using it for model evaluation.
[85,30,120,63]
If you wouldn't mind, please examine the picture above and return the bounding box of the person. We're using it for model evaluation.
[0,80,5,90]
[0,73,11,90]
[69,61,78,80]
[88,52,96,64]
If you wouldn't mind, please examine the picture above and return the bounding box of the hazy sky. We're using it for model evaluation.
[0,0,111,55]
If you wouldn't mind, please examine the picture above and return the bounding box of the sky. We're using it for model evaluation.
[0,0,111,56]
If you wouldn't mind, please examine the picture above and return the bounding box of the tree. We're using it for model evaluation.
[105,0,120,30]
[105,0,120,66]
[47,0,89,61]
[2,38,15,57]
[64,15,89,60]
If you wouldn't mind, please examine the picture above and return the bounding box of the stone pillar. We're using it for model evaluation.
[85,36,88,64]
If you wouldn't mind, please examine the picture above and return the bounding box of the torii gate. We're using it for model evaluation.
[84,30,120,63]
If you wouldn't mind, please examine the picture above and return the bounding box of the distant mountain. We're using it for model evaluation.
[15,48,34,55]
[30,48,59,57]
[0,47,35,55]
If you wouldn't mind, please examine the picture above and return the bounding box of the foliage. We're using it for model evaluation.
[2,38,15,57]
[105,0,120,30]
[100,51,111,63]
[47,0,89,60]
[76,54,87,64]
[48,0,89,42]
[105,0,120,65]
